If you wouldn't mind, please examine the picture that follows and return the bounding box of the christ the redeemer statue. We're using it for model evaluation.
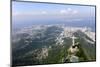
[70,35,77,46]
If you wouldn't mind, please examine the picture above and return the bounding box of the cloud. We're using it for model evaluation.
[60,8,72,14]
[41,11,47,14]
[67,8,72,11]
[60,8,78,15]
[13,10,48,16]
[13,8,80,22]
[60,9,68,14]
[64,18,83,22]
[72,10,78,14]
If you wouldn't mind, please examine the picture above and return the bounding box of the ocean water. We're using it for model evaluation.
[12,18,96,32]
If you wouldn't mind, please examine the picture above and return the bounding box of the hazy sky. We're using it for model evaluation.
[12,1,95,24]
